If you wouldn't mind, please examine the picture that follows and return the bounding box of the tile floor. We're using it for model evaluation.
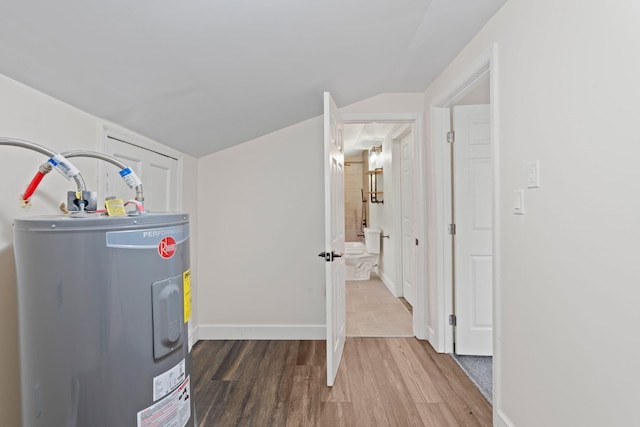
[346,274,413,337]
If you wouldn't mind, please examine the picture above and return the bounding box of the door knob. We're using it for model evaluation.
[318,251,343,262]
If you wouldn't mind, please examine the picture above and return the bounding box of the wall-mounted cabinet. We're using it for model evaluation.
[367,168,383,204]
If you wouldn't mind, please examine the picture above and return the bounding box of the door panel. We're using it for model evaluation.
[453,104,492,356]
[400,131,415,306]
[324,92,346,387]
[470,255,493,327]
[105,137,178,213]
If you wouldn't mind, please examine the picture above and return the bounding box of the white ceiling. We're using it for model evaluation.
[344,122,399,158]
[0,0,506,158]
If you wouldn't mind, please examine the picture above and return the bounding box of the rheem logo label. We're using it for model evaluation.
[158,236,177,259]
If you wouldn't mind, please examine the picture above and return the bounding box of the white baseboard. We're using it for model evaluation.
[495,409,515,427]
[426,326,437,345]
[191,324,200,345]
[414,325,428,341]
[197,324,326,340]
[376,267,399,296]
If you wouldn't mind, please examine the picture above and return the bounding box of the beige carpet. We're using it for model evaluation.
[346,275,413,337]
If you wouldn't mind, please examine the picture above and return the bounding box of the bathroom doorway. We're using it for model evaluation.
[343,122,416,337]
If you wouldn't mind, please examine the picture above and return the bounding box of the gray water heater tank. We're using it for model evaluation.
[13,213,195,427]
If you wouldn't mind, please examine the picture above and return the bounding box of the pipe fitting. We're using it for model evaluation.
[62,150,145,211]
[0,137,87,209]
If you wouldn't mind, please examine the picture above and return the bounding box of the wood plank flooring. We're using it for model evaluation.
[192,338,491,426]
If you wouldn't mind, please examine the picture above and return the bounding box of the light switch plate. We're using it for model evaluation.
[527,161,540,188]
[513,189,525,214]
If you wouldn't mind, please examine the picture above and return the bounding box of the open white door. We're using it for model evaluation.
[323,92,346,387]
[400,130,415,306]
[453,104,493,356]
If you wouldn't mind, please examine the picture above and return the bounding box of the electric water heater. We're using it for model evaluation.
[13,213,195,427]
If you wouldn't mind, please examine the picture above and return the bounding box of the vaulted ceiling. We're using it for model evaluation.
[0,0,506,157]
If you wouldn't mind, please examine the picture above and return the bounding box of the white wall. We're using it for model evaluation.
[423,0,640,425]
[456,76,490,105]
[368,130,399,293]
[196,117,326,338]
[0,73,198,425]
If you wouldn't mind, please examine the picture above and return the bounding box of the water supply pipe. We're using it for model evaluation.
[0,137,87,209]
[21,149,145,212]
[62,150,145,206]
[22,162,53,202]
[9,138,146,212]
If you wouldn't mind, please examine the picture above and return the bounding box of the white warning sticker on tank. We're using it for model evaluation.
[153,359,186,402]
[138,376,191,427]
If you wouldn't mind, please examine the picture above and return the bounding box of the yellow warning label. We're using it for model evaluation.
[105,198,127,216]
[183,269,192,323]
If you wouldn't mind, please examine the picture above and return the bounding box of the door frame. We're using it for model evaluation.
[429,43,501,408]
[342,112,426,339]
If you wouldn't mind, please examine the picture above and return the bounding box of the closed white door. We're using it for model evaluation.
[323,92,346,387]
[453,104,492,356]
[105,137,179,212]
[400,130,415,306]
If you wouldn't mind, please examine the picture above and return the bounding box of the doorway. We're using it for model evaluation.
[431,60,497,403]
[449,80,493,402]
[342,121,417,337]
[451,100,492,356]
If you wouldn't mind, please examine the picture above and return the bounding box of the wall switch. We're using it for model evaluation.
[513,189,525,214]
[527,161,540,188]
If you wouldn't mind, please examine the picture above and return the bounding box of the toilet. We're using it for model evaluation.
[345,227,381,281]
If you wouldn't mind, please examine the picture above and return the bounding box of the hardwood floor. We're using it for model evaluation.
[192,338,492,426]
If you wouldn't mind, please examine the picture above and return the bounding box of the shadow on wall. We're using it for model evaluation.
[0,245,21,426]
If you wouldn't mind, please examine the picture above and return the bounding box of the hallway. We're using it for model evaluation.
[346,276,413,337]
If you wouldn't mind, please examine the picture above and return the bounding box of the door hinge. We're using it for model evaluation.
[447,131,455,143]
[448,224,456,235]
[449,314,457,326]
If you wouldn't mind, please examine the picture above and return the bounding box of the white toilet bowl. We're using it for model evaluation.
[344,228,381,281]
